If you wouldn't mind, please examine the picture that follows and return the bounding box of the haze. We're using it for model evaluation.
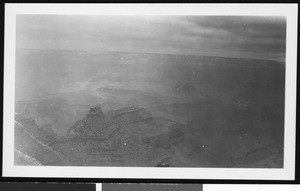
[14,15,286,168]
[16,15,286,62]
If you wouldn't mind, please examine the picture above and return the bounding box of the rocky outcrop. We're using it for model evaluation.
[168,124,186,144]
[15,103,283,168]
[69,105,108,137]
[15,105,167,167]
[141,132,170,149]
[141,124,187,150]
[14,114,67,165]
[107,106,152,122]
[68,105,152,139]
[14,148,42,166]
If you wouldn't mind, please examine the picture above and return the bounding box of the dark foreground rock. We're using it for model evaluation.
[14,103,283,168]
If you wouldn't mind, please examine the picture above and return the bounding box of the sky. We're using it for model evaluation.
[16,15,286,62]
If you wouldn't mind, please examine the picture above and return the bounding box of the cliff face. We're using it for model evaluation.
[14,106,167,166]
[68,105,153,139]
[14,50,285,168]
[14,114,68,166]
[68,105,106,136]
[14,102,283,168]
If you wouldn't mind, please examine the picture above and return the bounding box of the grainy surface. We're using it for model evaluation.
[14,15,286,168]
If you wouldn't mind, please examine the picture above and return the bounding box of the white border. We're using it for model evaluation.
[204,184,300,191]
[96,183,102,191]
[3,3,298,180]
